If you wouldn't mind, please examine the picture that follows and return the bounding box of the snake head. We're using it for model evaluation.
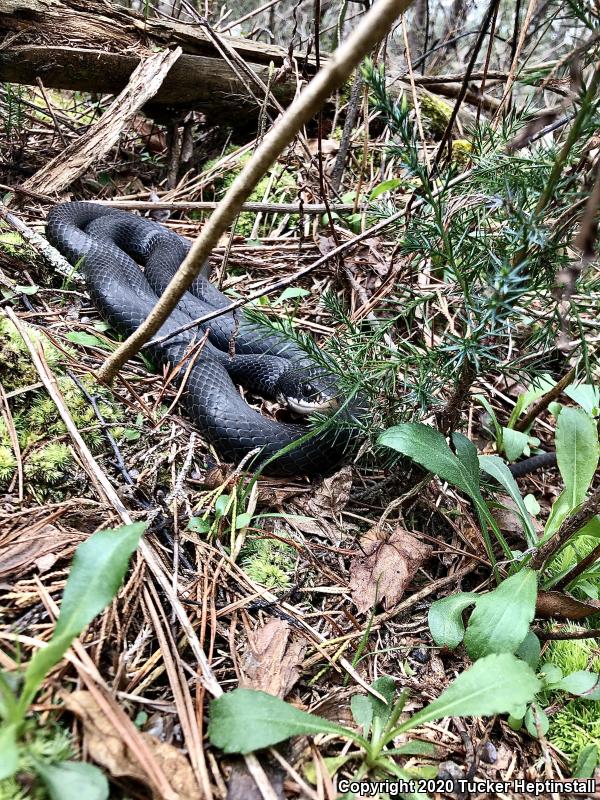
[275,368,341,416]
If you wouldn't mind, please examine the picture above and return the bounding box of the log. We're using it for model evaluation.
[0,0,314,126]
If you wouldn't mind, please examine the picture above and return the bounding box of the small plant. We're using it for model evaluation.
[208,653,539,798]
[0,521,146,799]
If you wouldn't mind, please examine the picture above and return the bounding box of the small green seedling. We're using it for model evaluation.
[0,521,145,799]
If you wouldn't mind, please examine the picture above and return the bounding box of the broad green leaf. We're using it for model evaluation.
[208,688,355,754]
[515,631,541,670]
[556,670,600,697]
[187,516,211,533]
[391,741,436,756]
[556,407,599,509]
[525,704,549,738]
[565,383,600,417]
[0,723,18,780]
[428,592,477,649]
[398,654,540,731]
[574,744,598,778]
[463,569,537,659]
[524,494,540,516]
[350,694,372,735]
[66,332,110,349]
[452,432,480,484]
[502,428,536,461]
[235,513,252,529]
[539,663,563,686]
[22,523,145,707]
[370,178,403,199]
[378,424,483,502]
[34,760,108,800]
[214,495,230,518]
[479,455,537,546]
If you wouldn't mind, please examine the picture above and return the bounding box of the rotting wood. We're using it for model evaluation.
[22,47,182,196]
[0,0,481,129]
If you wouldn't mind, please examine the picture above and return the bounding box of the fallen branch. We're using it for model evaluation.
[97,0,416,383]
[22,48,182,196]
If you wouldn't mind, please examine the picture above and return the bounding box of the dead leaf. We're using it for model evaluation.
[349,526,432,614]
[306,466,353,518]
[492,495,542,536]
[536,590,600,620]
[63,691,200,800]
[0,524,84,579]
[241,618,306,698]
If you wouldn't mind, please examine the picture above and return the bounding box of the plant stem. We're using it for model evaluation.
[513,366,576,432]
[530,485,600,571]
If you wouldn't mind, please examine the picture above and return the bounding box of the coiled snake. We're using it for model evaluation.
[47,202,361,476]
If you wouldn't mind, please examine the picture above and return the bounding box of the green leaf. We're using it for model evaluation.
[391,741,437,756]
[208,688,356,754]
[556,407,599,509]
[565,383,600,417]
[214,494,230,518]
[508,376,555,429]
[539,663,563,686]
[235,512,252,529]
[66,332,110,349]
[463,569,537,659]
[369,178,403,199]
[378,424,483,502]
[187,516,211,533]
[21,522,145,710]
[274,287,310,305]
[452,432,480,484]
[502,427,536,461]
[350,694,373,734]
[479,455,537,546]
[428,592,477,649]
[556,670,600,697]
[0,723,18,780]
[524,494,540,516]
[574,744,598,779]
[515,631,541,670]
[525,704,549,738]
[303,754,351,784]
[398,654,540,732]
[34,760,108,800]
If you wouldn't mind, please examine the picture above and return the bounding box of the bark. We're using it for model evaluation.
[0,0,312,126]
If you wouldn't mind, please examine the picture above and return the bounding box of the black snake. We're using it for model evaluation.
[46,202,361,476]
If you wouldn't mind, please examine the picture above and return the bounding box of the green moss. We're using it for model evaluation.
[547,635,600,763]
[0,719,73,800]
[241,536,296,589]
[0,319,63,392]
[419,93,453,138]
[203,149,297,237]
[0,320,124,496]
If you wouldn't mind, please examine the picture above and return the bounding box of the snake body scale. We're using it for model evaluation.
[46,202,361,477]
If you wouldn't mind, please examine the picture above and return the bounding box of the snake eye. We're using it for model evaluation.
[302,381,315,396]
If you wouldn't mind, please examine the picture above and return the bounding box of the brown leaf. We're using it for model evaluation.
[306,466,353,518]
[536,590,600,620]
[0,524,84,579]
[349,526,432,614]
[492,494,542,536]
[63,691,200,800]
[241,619,306,698]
